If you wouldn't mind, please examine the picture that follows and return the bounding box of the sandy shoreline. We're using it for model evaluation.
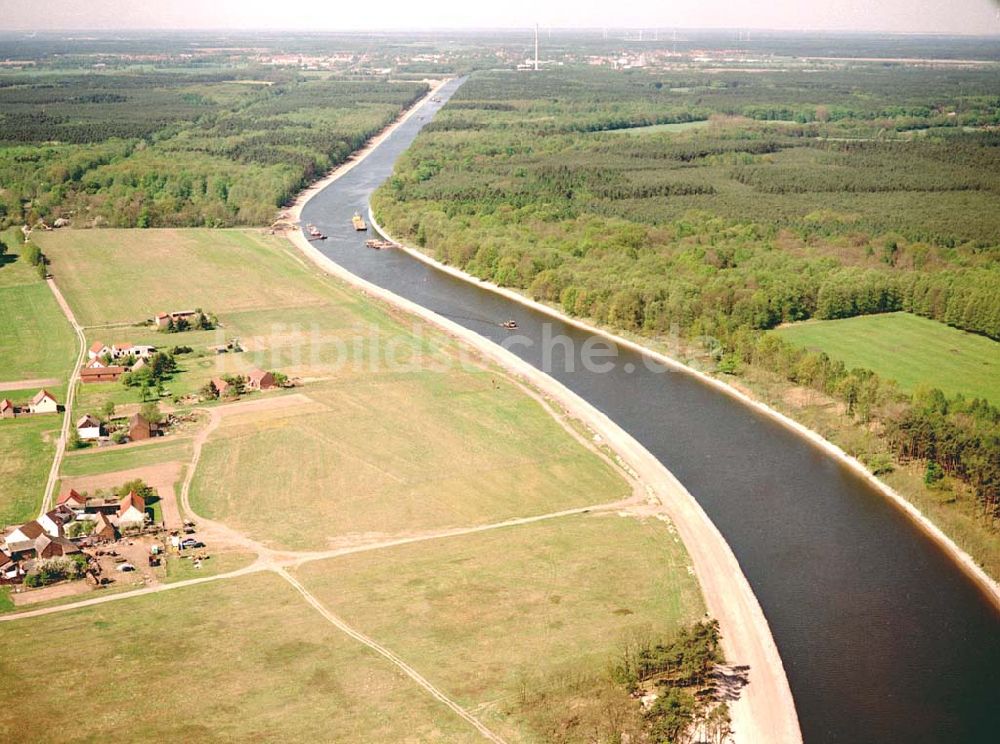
[284,89,802,742]
[372,212,1000,614]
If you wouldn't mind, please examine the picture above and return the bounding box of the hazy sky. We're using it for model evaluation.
[2,0,999,35]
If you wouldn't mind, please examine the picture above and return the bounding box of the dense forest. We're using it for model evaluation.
[375,66,1000,521]
[0,72,427,227]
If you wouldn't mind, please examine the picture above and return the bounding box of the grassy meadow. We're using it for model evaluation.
[191,370,629,550]
[295,513,704,740]
[0,277,76,384]
[0,572,479,742]
[774,312,1000,402]
[0,414,59,527]
[35,229,338,326]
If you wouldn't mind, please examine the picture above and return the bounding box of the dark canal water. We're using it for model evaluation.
[302,77,1000,743]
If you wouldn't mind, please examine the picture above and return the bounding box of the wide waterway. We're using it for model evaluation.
[302,77,1000,742]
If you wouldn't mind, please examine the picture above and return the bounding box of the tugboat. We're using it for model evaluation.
[501,320,519,330]
[352,212,367,231]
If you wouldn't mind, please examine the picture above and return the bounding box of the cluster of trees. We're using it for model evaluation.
[23,555,88,588]
[0,72,427,228]
[611,620,731,744]
[122,352,177,400]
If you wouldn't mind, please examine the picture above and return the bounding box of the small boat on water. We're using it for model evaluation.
[352,212,367,231]
[365,239,395,250]
[305,224,327,240]
[501,320,518,329]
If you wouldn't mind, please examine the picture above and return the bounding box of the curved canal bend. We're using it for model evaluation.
[302,78,1000,743]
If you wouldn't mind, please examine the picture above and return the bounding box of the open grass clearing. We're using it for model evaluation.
[61,438,194,478]
[612,119,712,134]
[0,282,76,383]
[35,228,350,326]
[191,371,631,551]
[0,414,59,527]
[774,312,1000,402]
[295,513,704,740]
[0,572,480,742]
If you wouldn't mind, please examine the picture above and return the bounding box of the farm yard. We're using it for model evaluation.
[773,312,1000,403]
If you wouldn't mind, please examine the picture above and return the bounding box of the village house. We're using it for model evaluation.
[39,506,74,537]
[116,491,146,526]
[111,343,156,360]
[5,520,44,549]
[246,368,277,391]
[155,310,198,330]
[127,413,155,441]
[76,414,102,440]
[28,389,58,414]
[57,489,87,512]
[88,342,111,361]
[211,377,231,397]
[35,533,80,559]
[0,398,14,419]
[81,364,125,384]
[89,512,116,543]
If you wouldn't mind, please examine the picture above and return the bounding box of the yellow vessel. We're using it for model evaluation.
[352,212,367,231]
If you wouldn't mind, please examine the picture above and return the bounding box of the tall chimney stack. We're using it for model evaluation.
[534,24,539,71]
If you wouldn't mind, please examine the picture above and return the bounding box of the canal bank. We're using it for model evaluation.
[297,75,1000,743]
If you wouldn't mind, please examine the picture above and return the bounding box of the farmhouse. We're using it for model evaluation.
[89,512,116,543]
[127,413,155,441]
[57,489,87,511]
[28,389,58,414]
[156,310,198,330]
[116,491,146,526]
[88,342,111,360]
[0,398,13,419]
[5,520,45,548]
[81,365,125,384]
[247,368,277,391]
[39,506,74,537]
[76,414,102,440]
[211,377,231,397]
[35,534,80,559]
[110,343,157,360]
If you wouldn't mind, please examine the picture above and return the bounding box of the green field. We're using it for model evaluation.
[295,513,703,739]
[0,282,76,384]
[0,573,479,742]
[191,370,629,551]
[774,312,1000,402]
[36,229,340,326]
[60,438,194,477]
[0,414,59,526]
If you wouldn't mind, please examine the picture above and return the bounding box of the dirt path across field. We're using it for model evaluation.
[39,278,87,516]
[0,378,61,392]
